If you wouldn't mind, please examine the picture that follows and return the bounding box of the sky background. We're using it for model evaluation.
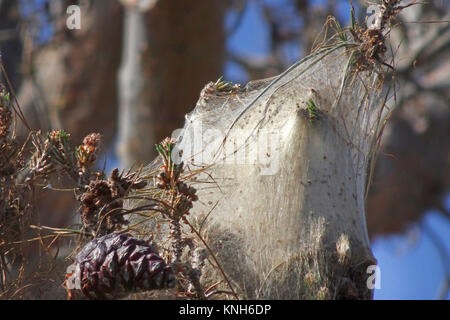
[224,0,450,300]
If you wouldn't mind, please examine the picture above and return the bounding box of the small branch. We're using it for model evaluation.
[226,0,248,38]
[182,217,239,300]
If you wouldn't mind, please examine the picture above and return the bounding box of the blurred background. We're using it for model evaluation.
[0,0,448,299]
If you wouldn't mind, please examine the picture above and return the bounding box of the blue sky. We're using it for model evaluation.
[372,209,449,299]
[20,0,53,44]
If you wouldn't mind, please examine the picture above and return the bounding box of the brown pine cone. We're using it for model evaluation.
[65,233,175,299]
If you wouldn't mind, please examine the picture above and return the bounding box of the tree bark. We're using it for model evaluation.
[117,0,226,168]
[16,1,123,147]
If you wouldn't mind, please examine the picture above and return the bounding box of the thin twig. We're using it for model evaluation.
[182,217,239,300]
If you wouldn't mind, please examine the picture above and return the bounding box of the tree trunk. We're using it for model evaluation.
[117,4,151,169]
[16,1,123,147]
[117,0,226,168]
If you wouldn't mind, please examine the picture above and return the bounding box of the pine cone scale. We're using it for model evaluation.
[65,233,175,299]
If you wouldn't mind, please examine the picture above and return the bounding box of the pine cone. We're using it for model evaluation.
[65,233,176,299]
